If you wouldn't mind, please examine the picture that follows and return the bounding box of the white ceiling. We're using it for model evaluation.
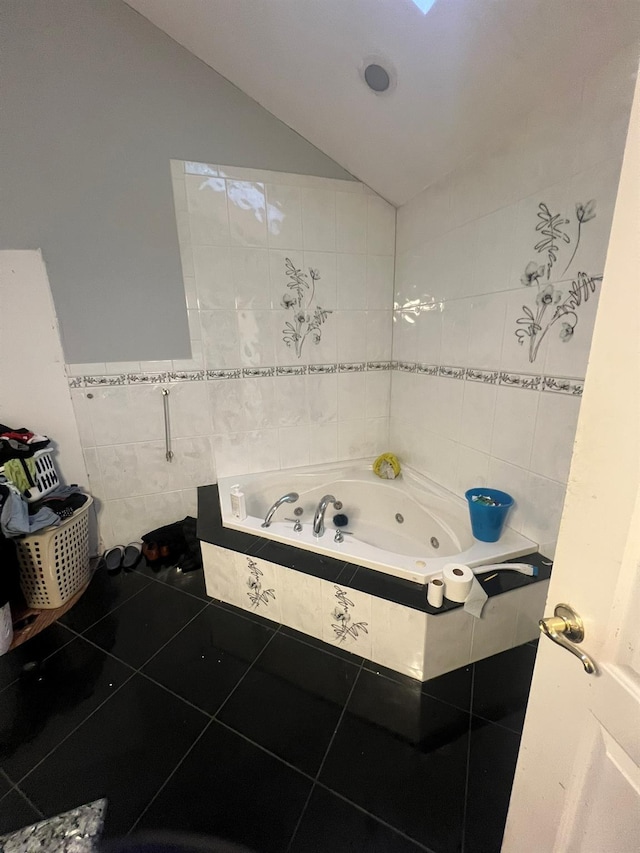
[125,0,640,206]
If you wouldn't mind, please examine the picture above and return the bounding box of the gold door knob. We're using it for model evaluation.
[539,603,597,674]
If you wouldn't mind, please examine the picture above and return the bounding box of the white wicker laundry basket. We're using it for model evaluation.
[16,497,92,609]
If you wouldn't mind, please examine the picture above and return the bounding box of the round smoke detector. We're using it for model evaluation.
[359,55,397,95]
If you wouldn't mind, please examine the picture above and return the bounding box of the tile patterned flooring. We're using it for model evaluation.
[0,562,538,852]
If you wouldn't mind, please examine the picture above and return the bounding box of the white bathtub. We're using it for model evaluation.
[218,460,536,584]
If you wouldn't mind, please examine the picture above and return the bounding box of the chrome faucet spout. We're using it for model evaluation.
[261,492,299,528]
[313,494,338,538]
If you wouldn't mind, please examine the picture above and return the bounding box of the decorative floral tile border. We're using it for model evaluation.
[67,362,393,387]
[392,361,584,395]
[67,360,583,395]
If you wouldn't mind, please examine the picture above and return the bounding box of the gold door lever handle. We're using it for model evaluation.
[539,603,597,674]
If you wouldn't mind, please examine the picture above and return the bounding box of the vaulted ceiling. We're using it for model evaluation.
[125,0,640,205]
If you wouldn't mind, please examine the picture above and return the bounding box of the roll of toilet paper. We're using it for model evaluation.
[427,577,444,608]
[443,563,474,602]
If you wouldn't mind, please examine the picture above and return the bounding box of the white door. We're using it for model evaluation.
[503,66,640,851]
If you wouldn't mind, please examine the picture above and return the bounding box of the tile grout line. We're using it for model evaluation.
[12,784,45,821]
[131,598,210,671]
[9,669,137,788]
[63,575,155,636]
[211,626,281,720]
[7,594,210,790]
[460,664,476,853]
[127,718,215,835]
[312,782,438,853]
[285,657,366,852]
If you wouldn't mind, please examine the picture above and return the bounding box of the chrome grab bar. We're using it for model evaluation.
[161,388,173,462]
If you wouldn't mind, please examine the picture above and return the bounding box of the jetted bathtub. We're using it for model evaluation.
[218,460,536,584]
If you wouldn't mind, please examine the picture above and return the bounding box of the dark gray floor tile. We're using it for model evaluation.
[142,604,274,713]
[217,632,359,775]
[19,674,208,838]
[135,720,312,852]
[290,786,426,852]
[84,582,206,668]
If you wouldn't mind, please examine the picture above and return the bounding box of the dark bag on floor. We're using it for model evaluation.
[141,516,202,572]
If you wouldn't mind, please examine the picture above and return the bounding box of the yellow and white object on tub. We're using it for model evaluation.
[373,453,401,480]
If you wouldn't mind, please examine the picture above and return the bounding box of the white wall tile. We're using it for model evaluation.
[167,381,212,438]
[439,299,470,366]
[202,542,243,607]
[269,248,304,310]
[415,303,442,365]
[472,205,518,295]
[338,372,366,422]
[106,496,148,547]
[235,553,282,624]
[307,374,338,424]
[338,420,365,461]
[231,248,270,309]
[337,311,367,363]
[366,255,394,310]
[187,310,201,342]
[365,371,391,420]
[301,187,336,251]
[456,445,490,496]
[200,310,240,369]
[543,280,601,379]
[422,608,474,680]
[278,425,310,468]
[144,489,186,533]
[266,183,303,250]
[467,292,508,370]
[227,181,268,247]
[370,598,427,680]
[237,310,276,367]
[304,250,337,310]
[367,196,396,256]
[530,392,580,483]
[308,423,338,464]
[274,375,308,427]
[336,192,367,254]
[490,386,539,469]
[364,418,389,455]
[500,287,550,374]
[337,253,367,309]
[469,589,520,662]
[211,431,249,478]
[431,377,465,442]
[321,581,372,659]
[97,443,143,500]
[71,389,95,448]
[366,311,392,361]
[459,381,497,453]
[185,175,229,245]
[243,428,280,473]
[193,245,234,309]
[278,568,323,640]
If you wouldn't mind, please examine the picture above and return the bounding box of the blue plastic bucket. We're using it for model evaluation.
[465,487,514,543]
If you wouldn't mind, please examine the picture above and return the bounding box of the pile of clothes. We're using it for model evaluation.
[0,423,88,538]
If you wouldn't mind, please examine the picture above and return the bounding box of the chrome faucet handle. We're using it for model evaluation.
[334,529,352,543]
[285,518,303,532]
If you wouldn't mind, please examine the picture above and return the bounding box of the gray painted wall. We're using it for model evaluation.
[0,0,353,364]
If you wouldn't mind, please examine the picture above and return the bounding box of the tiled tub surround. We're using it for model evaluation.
[390,46,638,558]
[68,163,395,549]
[217,459,536,583]
[199,485,550,681]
